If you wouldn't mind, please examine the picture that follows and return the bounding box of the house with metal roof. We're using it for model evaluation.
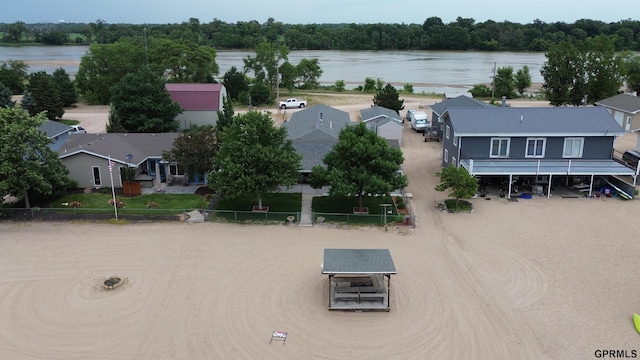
[359,106,404,147]
[165,83,227,130]
[39,120,73,151]
[429,95,493,141]
[282,105,353,180]
[58,133,185,190]
[594,94,640,146]
[441,107,637,198]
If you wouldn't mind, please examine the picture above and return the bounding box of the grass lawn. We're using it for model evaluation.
[59,119,80,126]
[211,193,301,223]
[51,193,207,215]
[312,195,400,225]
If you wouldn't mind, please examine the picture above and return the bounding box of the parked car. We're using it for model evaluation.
[279,98,307,109]
[406,110,428,132]
[70,125,87,134]
[622,150,640,169]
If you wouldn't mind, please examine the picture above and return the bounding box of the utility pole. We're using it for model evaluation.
[491,62,496,102]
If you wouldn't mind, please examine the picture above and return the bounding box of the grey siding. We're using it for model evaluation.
[456,136,615,161]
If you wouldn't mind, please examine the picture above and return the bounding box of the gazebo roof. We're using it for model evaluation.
[322,249,396,274]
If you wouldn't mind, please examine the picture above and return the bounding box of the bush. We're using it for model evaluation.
[443,199,473,213]
[395,196,405,209]
[403,83,414,94]
[469,84,492,98]
[335,80,345,92]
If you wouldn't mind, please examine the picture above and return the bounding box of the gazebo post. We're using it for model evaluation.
[328,275,333,308]
[386,274,391,309]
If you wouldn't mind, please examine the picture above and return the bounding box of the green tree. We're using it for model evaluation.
[52,67,77,107]
[363,77,376,92]
[0,83,14,108]
[108,67,182,133]
[541,41,581,106]
[27,71,64,120]
[0,107,74,208]
[623,55,640,94]
[278,61,297,92]
[77,37,219,104]
[163,126,218,179]
[373,83,405,113]
[5,21,27,43]
[20,90,34,114]
[0,60,28,94]
[148,38,218,83]
[541,38,623,106]
[334,80,346,92]
[309,122,407,210]
[207,111,301,209]
[514,65,532,96]
[243,41,289,96]
[248,81,271,106]
[222,66,249,101]
[216,95,234,133]
[295,58,323,89]
[76,41,145,104]
[584,36,624,103]
[469,84,492,98]
[494,66,517,99]
[434,164,478,209]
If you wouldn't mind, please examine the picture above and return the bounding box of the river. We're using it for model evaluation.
[0,46,547,93]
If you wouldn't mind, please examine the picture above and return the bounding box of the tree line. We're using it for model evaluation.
[2,16,640,51]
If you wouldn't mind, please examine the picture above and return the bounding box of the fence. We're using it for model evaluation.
[0,207,200,222]
[207,210,300,223]
[1,206,415,227]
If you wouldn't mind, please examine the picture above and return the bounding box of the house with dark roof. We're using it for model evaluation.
[39,120,73,151]
[429,95,493,141]
[359,106,403,146]
[282,105,353,180]
[165,83,227,130]
[58,133,185,189]
[441,107,636,197]
[594,93,640,137]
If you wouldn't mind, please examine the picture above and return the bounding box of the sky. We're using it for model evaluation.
[1,0,637,25]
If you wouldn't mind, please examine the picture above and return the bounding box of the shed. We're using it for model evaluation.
[322,248,396,311]
[165,83,227,130]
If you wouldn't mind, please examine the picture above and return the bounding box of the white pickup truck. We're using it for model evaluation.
[279,98,307,109]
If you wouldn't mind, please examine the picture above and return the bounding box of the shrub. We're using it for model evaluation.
[395,196,406,209]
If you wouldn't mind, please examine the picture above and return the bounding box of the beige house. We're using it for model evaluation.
[594,93,640,132]
[58,133,182,189]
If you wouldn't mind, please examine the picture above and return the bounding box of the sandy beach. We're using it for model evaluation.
[3,86,640,358]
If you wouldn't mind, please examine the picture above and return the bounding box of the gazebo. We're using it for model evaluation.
[321,249,397,311]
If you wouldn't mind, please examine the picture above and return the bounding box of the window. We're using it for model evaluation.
[490,138,510,158]
[445,125,450,139]
[453,136,458,146]
[444,149,449,163]
[92,166,101,187]
[169,164,186,176]
[526,138,546,158]
[451,156,457,167]
[563,138,584,158]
